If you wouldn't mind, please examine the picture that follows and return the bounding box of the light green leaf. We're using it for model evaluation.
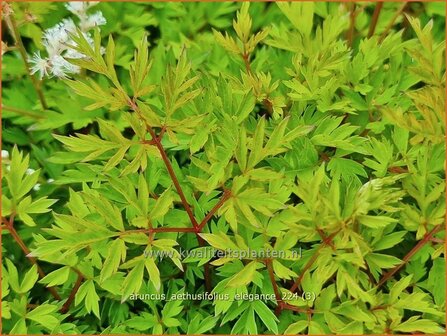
[227,261,259,287]
[39,266,70,287]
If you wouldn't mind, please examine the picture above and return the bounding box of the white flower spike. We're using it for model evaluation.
[27,2,105,79]
[29,52,51,80]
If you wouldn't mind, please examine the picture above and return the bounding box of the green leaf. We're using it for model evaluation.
[277,2,314,37]
[357,215,397,228]
[121,258,145,302]
[247,117,265,169]
[373,231,406,251]
[227,261,259,287]
[104,145,129,171]
[394,318,444,333]
[101,239,126,282]
[75,279,100,318]
[199,232,239,251]
[18,264,38,294]
[39,266,70,287]
[427,258,446,307]
[27,304,59,330]
[365,253,401,269]
[332,302,375,323]
[284,320,308,334]
[150,188,174,221]
[187,315,219,334]
[5,259,20,293]
[22,197,56,214]
[10,318,27,334]
[272,260,297,280]
[389,274,413,303]
[252,300,279,334]
[82,191,124,231]
[145,257,161,292]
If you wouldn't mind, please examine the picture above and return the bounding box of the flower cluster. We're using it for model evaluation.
[28,1,106,80]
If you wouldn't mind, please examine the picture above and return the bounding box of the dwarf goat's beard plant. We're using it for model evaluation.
[1,1,446,335]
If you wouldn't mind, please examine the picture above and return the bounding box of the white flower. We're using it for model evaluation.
[65,2,86,14]
[43,19,76,56]
[1,150,9,159]
[33,183,41,191]
[65,2,99,17]
[61,18,77,34]
[82,11,107,30]
[27,3,105,79]
[29,52,51,80]
[26,168,36,175]
[50,54,80,78]
[47,178,55,183]
[64,48,86,59]
[43,25,68,54]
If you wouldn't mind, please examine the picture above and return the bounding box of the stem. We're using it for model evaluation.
[2,105,44,119]
[368,2,383,38]
[265,259,284,316]
[129,99,213,289]
[152,227,196,233]
[242,53,252,74]
[118,229,151,235]
[379,3,407,43]
[2,216,61,300]
[346,3,356,47]
[316,228,335,250]
[6,15,48,110]
[60,273,84,313]
[370,304,390,311]
[127,94,233,295]
[145,123,199,229]
[198,236,212,292]
[290,229,340,293]
[119,227,197,235]
[377,225,443,288]
[241,51,273,117]
[196,190,232,232]
[282,303,316,314]
[364,262,377,285]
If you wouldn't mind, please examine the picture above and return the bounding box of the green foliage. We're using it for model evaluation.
[1,1,446,335]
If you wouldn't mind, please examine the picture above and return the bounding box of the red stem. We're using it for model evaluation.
[145,125,199,229]
[282,303,316,314]
[198,236,212,292]
[152,227,196,233]
[346,3,356,47]
[119,227,197,235]
[265,259,284,316]
[60,273,84,313]
[2,216,61,300]
[128,95,233,294]
[316,228,335,250]
[377,225,443,288]
[379,3,407,43]
[290,229,340,293]
[128,99,219,290]
[196,190,232,232]
[368,2,383,38]
[242,53,252,74]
